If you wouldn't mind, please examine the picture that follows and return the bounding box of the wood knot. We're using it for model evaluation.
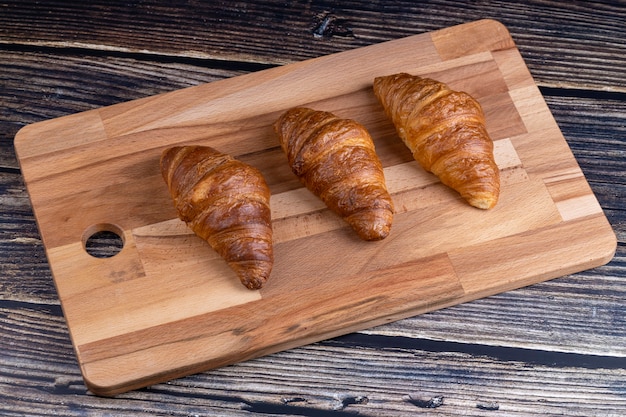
[407,394,444,408]
[312,12,354,39]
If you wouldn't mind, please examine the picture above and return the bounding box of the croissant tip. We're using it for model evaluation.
[467,195,498,210]
[232,261,272,290]
[241,277,267,290]
[359,228,391,241]
[348,210,394,241]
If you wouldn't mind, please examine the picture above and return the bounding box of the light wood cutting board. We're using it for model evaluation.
[14,19,616,396]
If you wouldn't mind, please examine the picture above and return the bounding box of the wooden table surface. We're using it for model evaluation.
[1,1,624,415]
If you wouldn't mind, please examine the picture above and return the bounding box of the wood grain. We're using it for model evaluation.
[2,0,625,92]
[2,1,625,414]
[13,19,616,396]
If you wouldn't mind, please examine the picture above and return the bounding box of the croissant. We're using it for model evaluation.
[273,107,394,241]
[373,73,500,209]
[160,146,273,290]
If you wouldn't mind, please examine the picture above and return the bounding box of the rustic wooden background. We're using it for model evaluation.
[1,1,624,415]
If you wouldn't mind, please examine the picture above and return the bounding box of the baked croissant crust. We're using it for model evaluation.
[160,146,273,290]
[273,107,394,241]
[373,73,500,209]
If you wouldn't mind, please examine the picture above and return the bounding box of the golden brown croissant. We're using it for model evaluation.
[160,146,273,290]
[273,107,394,240]
[373,73,500,209]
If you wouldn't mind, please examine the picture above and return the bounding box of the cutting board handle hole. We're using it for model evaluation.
[82,223,125,258]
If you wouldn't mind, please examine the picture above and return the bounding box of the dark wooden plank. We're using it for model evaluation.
[2,313,625,416]
[545,94,626,188]
[0,50,247,116]
[2,0,625,91]
[1,1,625,414]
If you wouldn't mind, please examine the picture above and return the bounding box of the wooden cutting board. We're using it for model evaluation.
[14,19,616,396]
